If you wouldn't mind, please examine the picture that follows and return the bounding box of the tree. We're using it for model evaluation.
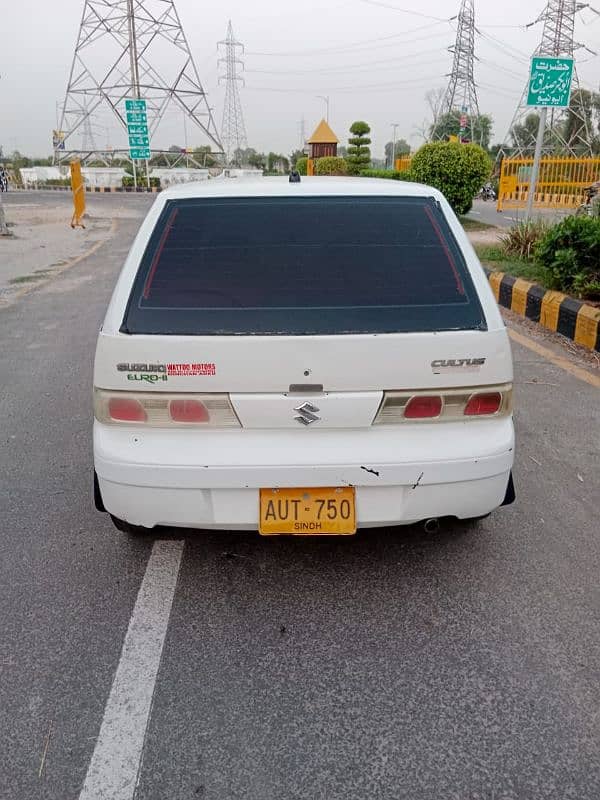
[410,141,492,215]
[346,121,372,175]
[510,113,540,152]
[384,138,410,166]
[296,157,308,176]
[430,112,493,150]
[563,89,600,154]
[193,146,217,167]
[267,152,289,173]
[289,149,306,167]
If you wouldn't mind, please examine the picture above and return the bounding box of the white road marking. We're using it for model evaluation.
[79,540,184,800]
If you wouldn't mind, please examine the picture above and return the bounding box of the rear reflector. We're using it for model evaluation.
[404,395,442,419]
[94,390,240,428]
[464,392,502,416]
[108,397,146,423]
[373,384,512,425]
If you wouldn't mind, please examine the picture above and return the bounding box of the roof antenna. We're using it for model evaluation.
[289,168,301,183]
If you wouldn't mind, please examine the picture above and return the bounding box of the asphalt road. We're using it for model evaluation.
[1,192,599,800]
[468,198,569,229]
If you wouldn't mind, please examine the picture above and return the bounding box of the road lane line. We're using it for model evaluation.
[79,539,184,800]
[508,328,600,388]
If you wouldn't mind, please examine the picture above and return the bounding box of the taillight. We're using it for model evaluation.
[464,392,502,416]
[169,398,209,423]
[108,397,146,423]
[373,384,512,425]
[404,395,442,419]
[94,390,240,428]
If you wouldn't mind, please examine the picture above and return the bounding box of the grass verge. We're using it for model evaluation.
[474,244,549,287]
[460,217,496,232]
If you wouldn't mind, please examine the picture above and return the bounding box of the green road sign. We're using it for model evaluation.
[127,124,149,136]
[125,99,147,112]
[129,147,151,160]
[128,134,150,147]
[126,111,148,125]
[527,56,574,108]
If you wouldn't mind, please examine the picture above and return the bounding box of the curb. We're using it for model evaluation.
[9,186,161,193]
[484,268,600,353]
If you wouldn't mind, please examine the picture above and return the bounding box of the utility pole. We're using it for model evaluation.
[299,116,306,150]
[391,123,399,169]
[504,0,593,157]
[317,95,330,122]
[218,21,248,165]
[432,0,479,142]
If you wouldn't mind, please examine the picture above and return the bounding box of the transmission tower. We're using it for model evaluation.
[218,21,248,165]
[432,0,480,142]
[56,0,222,164]
[503,1,594,155]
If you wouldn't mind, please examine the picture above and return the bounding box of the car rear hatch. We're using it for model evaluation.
[95,193,512,430]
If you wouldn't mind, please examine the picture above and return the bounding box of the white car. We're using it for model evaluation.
[93,177,515,535]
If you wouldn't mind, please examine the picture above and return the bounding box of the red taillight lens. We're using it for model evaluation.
[108,397,146,422]
[464,392,502,416]
[404,395,443,419]
[169,398,210,423]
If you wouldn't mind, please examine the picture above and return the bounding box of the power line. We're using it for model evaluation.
[245,74,444,94]
[245,48,450,76]
[246,20,450,57]
[356,0,454,22]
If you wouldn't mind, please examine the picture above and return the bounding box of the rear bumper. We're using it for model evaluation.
[94,420,515,529]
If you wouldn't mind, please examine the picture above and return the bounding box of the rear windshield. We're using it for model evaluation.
[121,196,486,335]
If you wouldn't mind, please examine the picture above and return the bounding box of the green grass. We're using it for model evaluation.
[9,269,53,285]
[460,217,496,232]
[474,244,549,286]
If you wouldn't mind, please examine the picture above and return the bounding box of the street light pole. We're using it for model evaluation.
[391,123,399,170]
[317,95,330,122]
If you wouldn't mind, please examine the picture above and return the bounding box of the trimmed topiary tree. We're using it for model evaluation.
[346,121,372,175]
[409,141,491,215]
[315,156,348,176]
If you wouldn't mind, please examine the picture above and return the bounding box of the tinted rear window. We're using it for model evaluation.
[121,196,486,335]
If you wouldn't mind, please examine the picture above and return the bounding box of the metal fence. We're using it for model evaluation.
[394,156,412,172]
[497,156,600,211]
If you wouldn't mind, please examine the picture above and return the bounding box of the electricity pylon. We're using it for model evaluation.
[56,0,222,164]
[504,0,595,155]
[218,21,248,165]
[431,0,480,142]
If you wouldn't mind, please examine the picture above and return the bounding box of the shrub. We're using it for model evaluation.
[122,176,160,188]
[499,220,549,262]
[359,169,413,181]
[409,141,491,215]
[535,215,600,299]
[295,157,308,176]
[315,156,348,176]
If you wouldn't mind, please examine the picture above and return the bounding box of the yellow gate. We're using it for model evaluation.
[497,156,600,212]
[394,156,412,172]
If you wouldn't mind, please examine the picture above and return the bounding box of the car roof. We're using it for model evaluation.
[159,176,444,201]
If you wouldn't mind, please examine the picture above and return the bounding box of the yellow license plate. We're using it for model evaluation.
[259,487,356,535]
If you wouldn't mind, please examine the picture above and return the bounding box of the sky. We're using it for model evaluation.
[1,0,600,159]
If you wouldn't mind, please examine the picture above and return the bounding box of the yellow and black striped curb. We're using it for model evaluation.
[484,269,600,353]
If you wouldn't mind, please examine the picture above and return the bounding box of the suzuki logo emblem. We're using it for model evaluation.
[294,402,321,426]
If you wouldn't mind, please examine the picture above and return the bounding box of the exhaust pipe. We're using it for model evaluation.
[423,518,440,534]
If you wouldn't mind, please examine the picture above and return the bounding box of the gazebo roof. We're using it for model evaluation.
[307,119,339,144]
